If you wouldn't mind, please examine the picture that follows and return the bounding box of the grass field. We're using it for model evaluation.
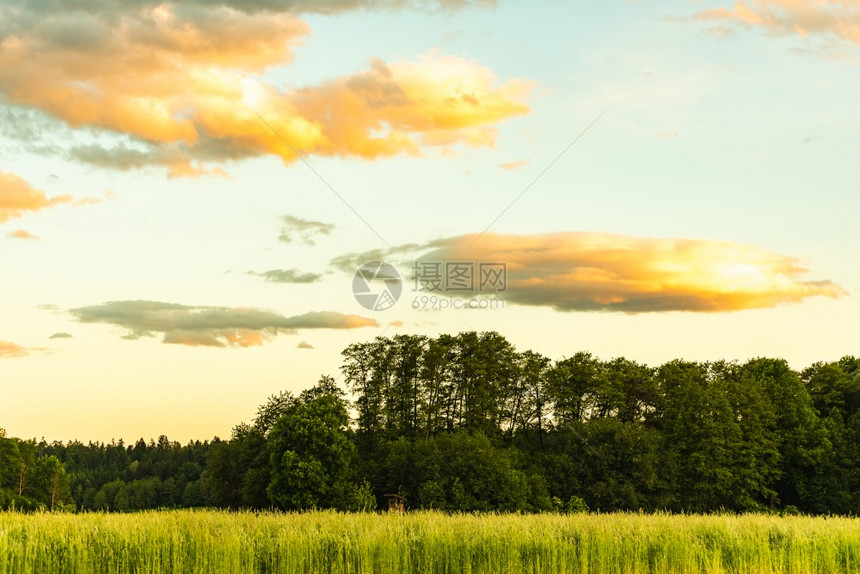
[1,510,858,574]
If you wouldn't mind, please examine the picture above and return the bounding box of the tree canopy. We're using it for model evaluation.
[2,332,858,515]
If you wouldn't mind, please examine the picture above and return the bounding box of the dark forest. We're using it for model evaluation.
[2,332,858,515]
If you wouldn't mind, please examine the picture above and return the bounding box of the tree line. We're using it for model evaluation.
[2,332,858,514]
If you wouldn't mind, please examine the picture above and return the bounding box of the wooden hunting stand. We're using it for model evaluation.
[384,494,406,513]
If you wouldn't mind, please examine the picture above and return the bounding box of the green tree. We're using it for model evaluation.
[199,438,243,508]
[743,358,829,511]
[547,352,604,424]
[0,433,22,493]
[713,361,780,510]
[267,394,356,510]
[512,351,552,445]
[658,361,739,512]
[252,391,298,435]
[28,456,71,510]
[658,361,781,512]
[201,426,268,509]
[382,431,532,512]
[802,358,860,514]
[182,480,205,507]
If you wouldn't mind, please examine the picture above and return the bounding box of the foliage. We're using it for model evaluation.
[267,393,355,510]
[3,333,860,516]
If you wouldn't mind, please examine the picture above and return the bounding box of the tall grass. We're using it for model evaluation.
[1,510,858,574]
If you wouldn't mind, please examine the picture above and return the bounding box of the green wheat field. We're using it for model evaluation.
[1,510,858,574]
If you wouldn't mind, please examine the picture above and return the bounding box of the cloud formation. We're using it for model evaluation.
[49,332,73,339]
[297,341,314,349]
[0,170,71,223]
[0,340,29,358]
[9,0,495,16]
[0,2,529,176]
[247,268,323,283]
[499,159,530,170]
[68,300,378,347]
[340,232,846,313]
[7,229,38,240]
[279,215,334,245]
[694,1,860,46]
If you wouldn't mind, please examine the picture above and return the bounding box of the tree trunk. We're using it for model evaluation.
[17,463,26,496]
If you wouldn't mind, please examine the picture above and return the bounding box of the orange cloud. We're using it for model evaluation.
[0,340,29,358]
[694,1,860,45]
[7,229,38,240]
[69,300,378,347]
[0,170,71,222]
[281,56,531,159]
[0,4,530,176]
[342,232,846,313]
[499,159,530,170]
[71,190,116,207]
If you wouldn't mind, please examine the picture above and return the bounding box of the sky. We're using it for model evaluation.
[1,0,858,443]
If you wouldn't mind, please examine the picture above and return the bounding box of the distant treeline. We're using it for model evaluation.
[2,332,858,514]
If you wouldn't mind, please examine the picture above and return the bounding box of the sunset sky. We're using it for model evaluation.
[1,0,858,443]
